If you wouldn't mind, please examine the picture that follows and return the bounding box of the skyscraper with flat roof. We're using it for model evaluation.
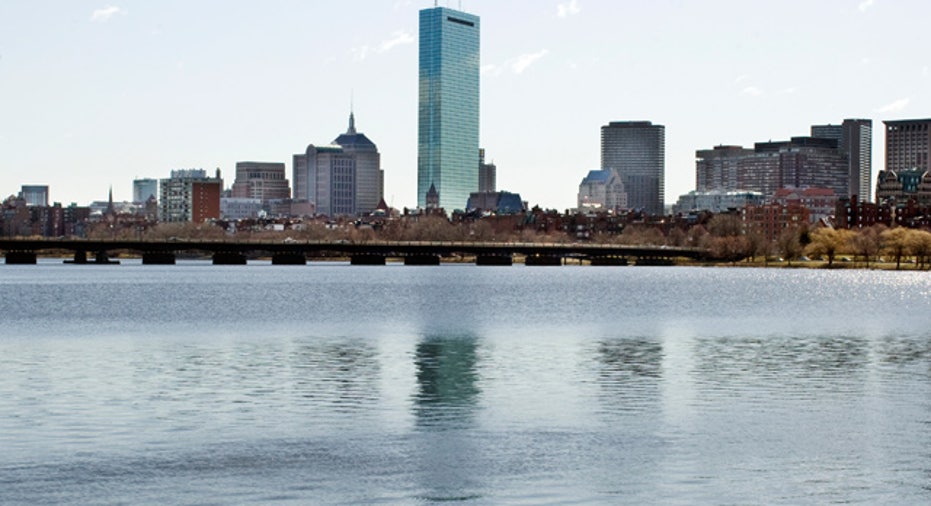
[811,119,872,201]
[601,121,665,215]
[417,6,480,211]
[884,118,931,174]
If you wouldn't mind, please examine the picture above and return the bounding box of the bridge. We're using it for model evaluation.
[0,238,708,266]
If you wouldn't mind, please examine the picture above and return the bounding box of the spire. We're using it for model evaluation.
[347,110,356,135]
[106,185,115,217]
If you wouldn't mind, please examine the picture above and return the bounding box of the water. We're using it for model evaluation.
[1,261,930,504]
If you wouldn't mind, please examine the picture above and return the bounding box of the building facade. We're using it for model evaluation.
[884,118,931,174]
[695,138,848,200]
[20,185,49,207]
[292,113,383,217]
[230,162,290,204]
[672,190,764,215]
[601,121,665,215]
[577,168,628,211]
[479,148,496,193]
[158,169,223,223]
[810,119,872,201]
[132,178,158,205]
[875,168,931,205]
[696,120,869,203]
[417,6,480,211]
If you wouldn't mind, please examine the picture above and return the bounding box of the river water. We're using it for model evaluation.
[1,261,929,504]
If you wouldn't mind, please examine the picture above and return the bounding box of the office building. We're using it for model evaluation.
[479,148,496,193]
[417,6,480,211]
[20,185,49,207]
[884,118,931,174]
[810,119,872,201]
[577,169,628,210]
[695,123,859,201]
[601,121,665,215]
[230,162,291,203]
[293,112,383,217]
[158,169,223,223]
[133,178,158,204]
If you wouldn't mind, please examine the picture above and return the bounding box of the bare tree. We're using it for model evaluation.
[775,226,803,266]
[907,229,931,270]
[850,225,886,268]
[806,228,854,268]
[881,227,911,270]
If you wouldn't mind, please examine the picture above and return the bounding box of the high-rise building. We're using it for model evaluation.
[693,121,865,203]
[417,6,480,211]
[132,178,158,204]
[230,162,291,203]
[158,169,223,223]
[292,112,383,217]
[478,148,496,193]
[20,185,49,207]
[811,119,872,201]
[601,121,665,215]
[884,118,931,174]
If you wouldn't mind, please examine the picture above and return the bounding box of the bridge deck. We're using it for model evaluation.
[0,238,706,264]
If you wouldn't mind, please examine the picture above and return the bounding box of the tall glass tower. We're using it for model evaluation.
[417,7,480,211]
[601,121,665,215]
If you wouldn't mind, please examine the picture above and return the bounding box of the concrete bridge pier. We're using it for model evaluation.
[213,252,248,265]
[4,251,37,264]
[272,253,307,265]
[351,254,386,265]
[142,252,177,265]
[524,255,562,266]
[476,254,513,266]
[404,254,441,266]
[67,250,88,264]
[94,251,120,264]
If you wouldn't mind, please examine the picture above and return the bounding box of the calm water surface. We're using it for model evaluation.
[1,261,930,504]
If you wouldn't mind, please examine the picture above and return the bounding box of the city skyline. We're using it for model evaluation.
[1,1,929,209]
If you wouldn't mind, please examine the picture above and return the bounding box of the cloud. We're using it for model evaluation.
[378,31,414,53]
[923,66,929,77]
[741,86,764,97]
[557,0,581,18]
[734,74,750,84]
[511,50,549,74]
[778,86,799,95]
[352,30,414,61]
[91,6,125,22]
[352,45,371,62]
[875,97,909,113]
[858,0,875,12]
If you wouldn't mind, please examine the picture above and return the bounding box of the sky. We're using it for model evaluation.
[1,0,929,210]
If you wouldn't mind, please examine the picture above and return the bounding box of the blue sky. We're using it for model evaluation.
[1,0,928,209]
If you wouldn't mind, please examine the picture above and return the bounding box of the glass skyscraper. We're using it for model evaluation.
[417,7,480,211]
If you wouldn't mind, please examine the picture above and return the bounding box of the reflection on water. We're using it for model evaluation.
[412,336,481,429]
[590,338,663,416]
[692,335,870,387]
[2,265,931,504]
